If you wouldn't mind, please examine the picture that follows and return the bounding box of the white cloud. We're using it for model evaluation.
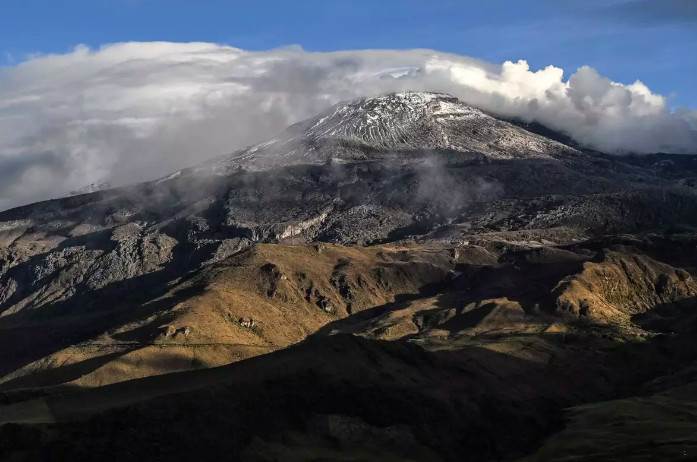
[0,41,696,210]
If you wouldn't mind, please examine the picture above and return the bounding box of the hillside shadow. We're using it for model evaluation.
[0,351,129,392]
[315,249,589,338]
[5,323,697,462]
[632,296,697,334]
[313,278,451,337]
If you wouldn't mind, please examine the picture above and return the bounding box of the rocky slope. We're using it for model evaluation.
[3,234,697,461]
[2,92,697,461]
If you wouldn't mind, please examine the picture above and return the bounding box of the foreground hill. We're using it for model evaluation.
[2,92,697,461]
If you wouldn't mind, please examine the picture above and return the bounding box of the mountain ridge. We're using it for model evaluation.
[2,91,697,461]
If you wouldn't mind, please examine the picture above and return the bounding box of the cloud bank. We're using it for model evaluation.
[1,41,696,210]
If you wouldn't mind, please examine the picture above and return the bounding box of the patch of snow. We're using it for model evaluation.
[155,170,182,184]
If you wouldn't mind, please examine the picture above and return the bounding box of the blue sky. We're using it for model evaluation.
[2,0,696,107]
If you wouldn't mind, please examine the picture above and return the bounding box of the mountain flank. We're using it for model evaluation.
[2,92,697,461]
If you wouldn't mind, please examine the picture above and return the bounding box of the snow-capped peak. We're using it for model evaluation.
[296,91,487,148]
[195,91,580,177]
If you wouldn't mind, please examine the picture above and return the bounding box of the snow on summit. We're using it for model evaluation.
[205,92,581,174]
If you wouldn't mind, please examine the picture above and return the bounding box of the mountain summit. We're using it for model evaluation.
[294,91,574,156]
[206,91,579,173]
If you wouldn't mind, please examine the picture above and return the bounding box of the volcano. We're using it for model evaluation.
[2,92,697,461]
